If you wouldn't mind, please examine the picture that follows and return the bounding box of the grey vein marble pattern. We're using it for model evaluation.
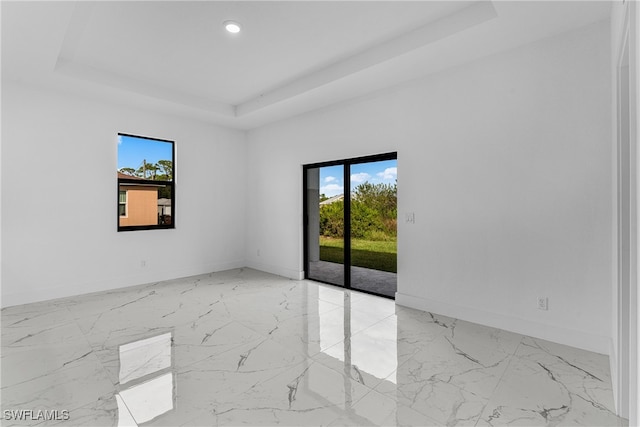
[477,337,624,426]
[46,394,130,427]
[0,268,629,426]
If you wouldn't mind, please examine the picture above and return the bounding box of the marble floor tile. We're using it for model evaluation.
[2,322,97,388]
[171,320,264,369]
[45,393,130,427]
[393,306,455,350]
[266,306,345,358]
[312,315,404,390]
[2,320,89,351]
[0,268,628,426]
[477,337,622,426]
[332,388,441,426]
[406,333,512,399]
[122,339,310,426]
[515,337,616,412]
[441,318,524,356]
[375,357,490,426]
[314,283,368,306]
[1,303,74,332]
[225,288,343,337]
[477,358,621,426]
[350,293,398,318]
[1,350,114,419]
[202,360,374,426]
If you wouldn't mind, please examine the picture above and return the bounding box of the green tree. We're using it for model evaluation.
[158,185,172,199]
[119,167,137,177]
[352,181,397,219]
[318,181,397,240]
[147,163,159,180]
[157,160,173,180]
[319,200,344,238]
[350,200,385,239]
[352,181,397,238]
[136,161,159,180]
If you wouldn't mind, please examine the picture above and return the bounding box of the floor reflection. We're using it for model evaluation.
[115,394,138,427]
[117,332,175,426]
[119,373,174,424]
[0,269,623,426]
[119,332,172,385]
[316,286,398,390]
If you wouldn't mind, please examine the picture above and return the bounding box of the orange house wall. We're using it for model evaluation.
[120,186,158,226]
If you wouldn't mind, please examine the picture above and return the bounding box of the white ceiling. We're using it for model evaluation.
[2,1,611,130]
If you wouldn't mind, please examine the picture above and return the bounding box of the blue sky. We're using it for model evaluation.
[117,134,173,171]
[319,159,397,197]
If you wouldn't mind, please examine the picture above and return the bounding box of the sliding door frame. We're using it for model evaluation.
[303,151,397,297]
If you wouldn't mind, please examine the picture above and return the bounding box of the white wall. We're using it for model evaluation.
[246,20,613,354]
[1,81,247,307]
[611,0,639,421]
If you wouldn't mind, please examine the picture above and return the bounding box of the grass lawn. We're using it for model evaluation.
[319,236,397,273]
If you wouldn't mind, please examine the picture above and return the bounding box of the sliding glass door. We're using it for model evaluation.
[349,159,397,297]
[305,164,345,287]
[304,153,397,298]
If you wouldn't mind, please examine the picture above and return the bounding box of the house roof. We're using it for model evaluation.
[117,172,145,180]
[320,194,344,206]
[118,173,167,188]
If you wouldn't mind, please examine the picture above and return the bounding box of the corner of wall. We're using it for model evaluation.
[245,260,303,281]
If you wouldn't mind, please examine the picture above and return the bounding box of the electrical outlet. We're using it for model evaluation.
[140,260,147,268]
[537,297,548,311]
[405,212,415,224]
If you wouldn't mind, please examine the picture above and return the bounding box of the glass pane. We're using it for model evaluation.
[307,165,344,287]
[118,184,171,227]
[350,159,397,297]
[117,135,173,182]
[157,186,172,225]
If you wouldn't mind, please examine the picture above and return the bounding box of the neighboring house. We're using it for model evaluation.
[118,172,163,227]
[157,198,172,225]
[157,198,171,216]
[319,194,344,206]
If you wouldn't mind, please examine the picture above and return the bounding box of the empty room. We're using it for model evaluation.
[1,1,638,426]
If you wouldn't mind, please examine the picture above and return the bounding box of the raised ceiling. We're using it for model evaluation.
[2,1,611,130]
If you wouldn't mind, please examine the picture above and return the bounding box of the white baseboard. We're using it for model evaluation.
[245,260,304,281]
[396,291,611,355]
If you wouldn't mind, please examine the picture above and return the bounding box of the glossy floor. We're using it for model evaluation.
[1,269,628,426]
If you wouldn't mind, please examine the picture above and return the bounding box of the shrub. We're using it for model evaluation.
[318,181,397,239]
[319,201,344,237]
[350,201,384,239]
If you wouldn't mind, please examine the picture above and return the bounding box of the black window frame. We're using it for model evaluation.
[117,133,175,232]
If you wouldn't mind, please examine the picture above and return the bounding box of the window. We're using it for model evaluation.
[117,133,175,231]
[119,191,127,217]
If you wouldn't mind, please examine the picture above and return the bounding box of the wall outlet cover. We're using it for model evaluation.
[537,297,548,310]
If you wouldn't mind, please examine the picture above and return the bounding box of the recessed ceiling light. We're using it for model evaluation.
[224,21,241,34]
